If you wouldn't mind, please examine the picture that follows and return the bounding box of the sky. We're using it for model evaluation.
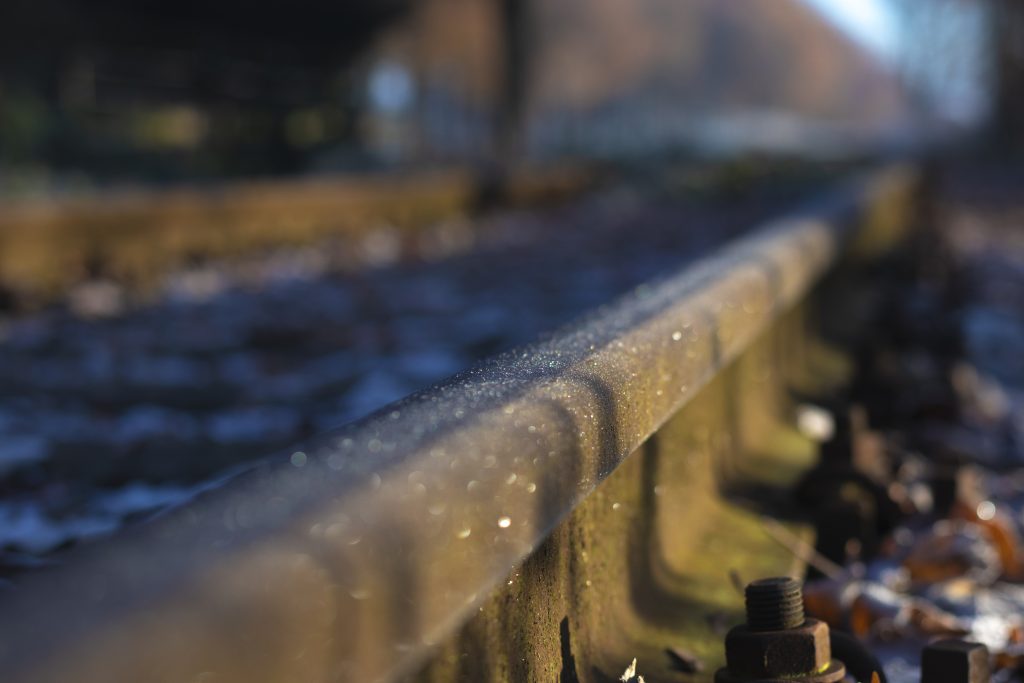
[800,0,900,63]
[801,0,989,124]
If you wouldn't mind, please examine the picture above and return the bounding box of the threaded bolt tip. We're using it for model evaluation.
[744,576,805,631]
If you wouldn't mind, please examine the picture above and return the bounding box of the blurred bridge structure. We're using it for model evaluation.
[0,0,987,184]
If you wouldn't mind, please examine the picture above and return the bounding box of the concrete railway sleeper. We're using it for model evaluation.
[0,165,921,683]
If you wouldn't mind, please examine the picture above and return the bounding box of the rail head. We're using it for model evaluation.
[0,165,918,683]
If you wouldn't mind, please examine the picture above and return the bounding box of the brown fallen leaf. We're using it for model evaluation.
[803,577,849,629]
[902,521,1001,585]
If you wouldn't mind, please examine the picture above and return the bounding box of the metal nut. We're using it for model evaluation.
[921,640,990,683]
[724,618,831,679]
[715,578,846,683]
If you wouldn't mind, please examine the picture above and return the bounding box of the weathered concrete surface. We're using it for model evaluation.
[0,166,918,683]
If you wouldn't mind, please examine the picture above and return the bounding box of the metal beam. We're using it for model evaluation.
[0,165,918,683]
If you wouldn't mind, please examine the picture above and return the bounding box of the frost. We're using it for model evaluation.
[206,407,301,443]
[0,435,48,475]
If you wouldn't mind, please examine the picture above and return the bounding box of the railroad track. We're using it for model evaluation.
[0,165,593,307]
[0,164,919,683]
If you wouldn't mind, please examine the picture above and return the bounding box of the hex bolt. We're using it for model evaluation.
[745,577,805,631]
[716,577,847,683]
[921,640,990,683]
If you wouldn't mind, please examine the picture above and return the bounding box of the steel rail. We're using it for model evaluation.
[0,165,593,304]
[0,165,917,683]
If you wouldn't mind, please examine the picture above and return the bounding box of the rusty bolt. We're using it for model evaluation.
[715,577,847,683]
[745,576,805,631]
[921,640,990,683]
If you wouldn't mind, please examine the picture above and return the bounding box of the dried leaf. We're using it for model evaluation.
[620,658,637,682]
